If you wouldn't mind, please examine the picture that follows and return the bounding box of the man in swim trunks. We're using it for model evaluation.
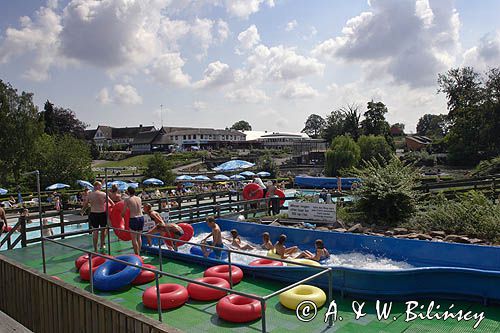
[82,181,115,252]
[123,187,144,255]
[0,203,8,235]
[143,203,184,251]
[201,216,223,259]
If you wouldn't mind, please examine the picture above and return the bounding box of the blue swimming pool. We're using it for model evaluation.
[143,219,500,303]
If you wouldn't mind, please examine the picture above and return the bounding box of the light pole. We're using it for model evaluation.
[23,170,45,273]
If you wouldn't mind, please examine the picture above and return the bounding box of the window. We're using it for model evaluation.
[193,135,197,139]
[200,134,204,139]
[188,135,191,140]
[175,136,178,140]
[183,135,186,140]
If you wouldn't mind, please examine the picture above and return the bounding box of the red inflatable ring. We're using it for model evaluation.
[187,277,229,301]
[249,258,284,267]
[132,264,157,285]
[79,256,108,281]
[142,284,189,310]
[164,223,195,248]
[242,183,264,201]
[266,188,285,206]
[75,254,90,270]
[204,265,243,284]
[216,295,264,323]
[110,201,132,241]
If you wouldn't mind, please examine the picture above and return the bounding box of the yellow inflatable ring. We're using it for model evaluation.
[279,285,326,310]
[267,249,281,259]
[289,258,321,267]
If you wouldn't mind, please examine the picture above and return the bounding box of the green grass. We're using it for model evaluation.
[94,155,152,168]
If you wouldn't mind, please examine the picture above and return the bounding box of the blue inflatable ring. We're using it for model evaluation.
[93,255,143,291]
[190,241,228,260]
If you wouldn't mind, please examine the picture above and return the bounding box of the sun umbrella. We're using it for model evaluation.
[213,174,230,181]
[127,182,139,189]
[45,183,70,191]
[0,188,7,195]
[106,180,127,188]
[240,171,256,177]
[229,175,245,180]
[143,178,164,186]
[213,160,254,172]
[175,175,194,182]
[194,175,211,181]
[257,171,271,177]
[77,180,94,190]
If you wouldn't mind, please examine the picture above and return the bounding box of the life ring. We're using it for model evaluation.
[109,201,132,241]
[93,255,142,291]
[279,285,326,310]
[189,241,228,260]
[265,189,285,206]
[132,264,157,285]
[216,295,264,323]
[51,276,62,281]
[164,223,194,248]
[187,277,229,301]
[266,249,281,259]
[3,225,13,232]
[249,258,284,267]
[75,254,90,270]
[142,284,189,310]
[242,183,264,201]
[204,265,243,284]
[79,256,108,281]
[289,258,321,267]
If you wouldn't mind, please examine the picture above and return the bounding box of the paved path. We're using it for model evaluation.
[0,311,33,332]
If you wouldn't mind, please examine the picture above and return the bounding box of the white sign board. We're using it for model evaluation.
[142,211,169,232]
[288,202,337,222]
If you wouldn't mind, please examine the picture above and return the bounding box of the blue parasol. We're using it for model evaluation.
[143,178,164,186]
[257,171,271,177]
[77,180,94,190]
[213,174,230,181]
[0,188,7,195]
[240,171,256,177]
[229,175,245,180]
[194,175,211,181]
[175,175,194,182]
[46,183,70,191]
[213,160,254,172]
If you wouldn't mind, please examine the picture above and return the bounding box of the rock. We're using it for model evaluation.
[415,233,433,241]
[393,228,409,235]
[330,220,347,229]
[405,233,420,239]
[384,230,395,236]
[444,235,471,243]
[269,220,281,226]
[347,223,364,233]
[332,228,347,233]
[430,231,446,238]
[469,238,485,244]
[315,226,330,231]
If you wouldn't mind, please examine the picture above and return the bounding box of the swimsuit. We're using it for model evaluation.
[129,216,145,231]
[89,212,107,228]
[206,240,224,259]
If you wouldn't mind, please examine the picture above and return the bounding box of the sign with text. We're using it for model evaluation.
[288,202,336,222]
[143,211,169,232]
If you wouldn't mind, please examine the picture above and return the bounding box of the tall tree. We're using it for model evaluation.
[230,120,252,131]
[324,135,360,176]
[416,114,449,138]
[301,114,326,138]
[360,101,390,137]
[39,100,87,138]
[358,135,394,164]
[144,153,174,185]
[322,104,361,143]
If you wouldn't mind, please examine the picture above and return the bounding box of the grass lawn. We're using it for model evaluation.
[93,154,152,168]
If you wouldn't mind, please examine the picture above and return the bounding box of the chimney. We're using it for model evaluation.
[139,124,143,128]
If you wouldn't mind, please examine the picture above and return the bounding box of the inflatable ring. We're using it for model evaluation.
[249,258,284,267]
[289,258,321,267]
[164,223,194,248]
[204,265,243,284]
[142,283,189,310]
[75,254,90,270]
[216,295,264,323]
[190,241,228,260]
[110,201,132,241]
[51,276,62,281]
[265,189,285,206]
[93,254,142,291]
[3,225,14,232]
[79,256,108,281]
[242,183,264,201]
[187,277,229,301]
[266,249,281,259]
[279,285,326,310]
[132,264,157,285]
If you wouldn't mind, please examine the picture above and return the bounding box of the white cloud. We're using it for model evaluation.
[194,61,234,89]
[223,0,274,19]
[236,25,261,54]
[285,20,298,32]
[279,81,319,99]
[96,88,111,104]
[216,20,230,42]
[312,0,460,87]
[226,86,269,103]
[193,101,207,111]
[97,84,142,105]
[148,53,191,87]
[158,17,191,51]
[463,31,500,70]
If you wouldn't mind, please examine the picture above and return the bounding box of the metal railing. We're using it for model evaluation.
[40,224,334,332]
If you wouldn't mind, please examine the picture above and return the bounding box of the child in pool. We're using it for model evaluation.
[274,234,298,259]
[200,216,223,259]
[295,239,330,262]
[261,232,274,251]
[225,229,255,250]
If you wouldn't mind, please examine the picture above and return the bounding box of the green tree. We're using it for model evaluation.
[324,136,360,176]
[358,135,394,164]
[416,114,449,138]
[29,134,93,187]
[230,120,252,131]
[323,104,361,143]
[89,141,100,160]
[144,153,174,185]
[257,152,278,178]
[360,101,390,137]
[39,100,87,138]
[301,114,326,138]
[351,158,421,227]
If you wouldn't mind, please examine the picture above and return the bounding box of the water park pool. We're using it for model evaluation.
[144,219,500,303]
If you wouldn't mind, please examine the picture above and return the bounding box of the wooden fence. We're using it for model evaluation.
[0,254,179,333]
[414,174,499,197]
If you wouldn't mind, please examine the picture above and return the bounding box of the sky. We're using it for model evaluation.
[1,0,499,133]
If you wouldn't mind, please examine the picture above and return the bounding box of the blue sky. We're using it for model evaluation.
[1,0,499,132]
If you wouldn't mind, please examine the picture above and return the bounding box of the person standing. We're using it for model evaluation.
[123,187,144,255]
[0,203,7,234]
[266,180,280,216]
[82,181,114,252]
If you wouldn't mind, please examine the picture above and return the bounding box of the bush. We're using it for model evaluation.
[351,157,421,227]
[144,153,174,185]
[408,191,500,242]
[401,151,436,167]
[325,136,360,176]
[472,156,500,176]
[357,135,394,164]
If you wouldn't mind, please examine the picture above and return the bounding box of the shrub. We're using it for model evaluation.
[357,135,394,164]
[401,151,436,167]
[351,157,421,227]
[325,136,360,176]
[472,156,500,176]
[144,153,174,185]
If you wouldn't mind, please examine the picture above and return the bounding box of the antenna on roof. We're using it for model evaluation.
[160,104,163,128]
